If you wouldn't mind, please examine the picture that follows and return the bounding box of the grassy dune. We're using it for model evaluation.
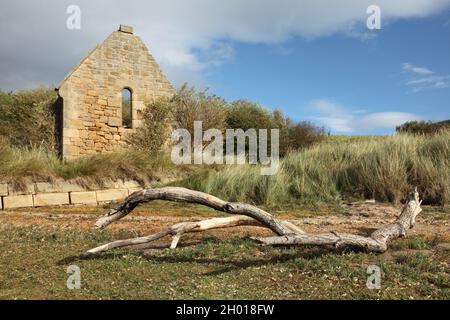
[0,140,194,189]
[181,131,449,207]
[1,131,448,206]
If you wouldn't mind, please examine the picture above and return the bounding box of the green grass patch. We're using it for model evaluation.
[0,225,448,299]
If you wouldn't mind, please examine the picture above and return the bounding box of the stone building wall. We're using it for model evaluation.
[57,25,174,159]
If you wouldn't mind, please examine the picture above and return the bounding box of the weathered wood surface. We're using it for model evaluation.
[85,187,422,256]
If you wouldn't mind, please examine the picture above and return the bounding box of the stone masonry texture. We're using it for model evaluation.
[0,180,143,209]
[56,25,174,159]
[33,193,70,207]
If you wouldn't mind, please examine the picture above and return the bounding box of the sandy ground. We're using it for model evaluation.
[0,202,448,245]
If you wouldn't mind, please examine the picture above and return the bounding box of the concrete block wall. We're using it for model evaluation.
[0,180,143,210]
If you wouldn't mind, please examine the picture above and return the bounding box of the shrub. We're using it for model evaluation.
[127,98,173,154]
[226,100,273,131]
[271,109,293,156]
[226,102,324,156]
[396,120,450,135]
[0,87,57,149]
[286,121,325,152]
[172,84,227,135]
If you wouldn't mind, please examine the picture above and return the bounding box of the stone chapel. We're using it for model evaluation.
[55,25,174,159]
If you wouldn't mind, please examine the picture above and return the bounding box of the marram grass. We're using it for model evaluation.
[0,132,448,206]
[181,131,449,206]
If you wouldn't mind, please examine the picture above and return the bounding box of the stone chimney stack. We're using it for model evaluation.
[118,24,133,34]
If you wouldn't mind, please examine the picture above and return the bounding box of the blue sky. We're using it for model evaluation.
[205,11,450,134]
[1,1,449,135]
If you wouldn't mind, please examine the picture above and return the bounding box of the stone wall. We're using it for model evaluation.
[57,25,174,159]
[0,180,143,209]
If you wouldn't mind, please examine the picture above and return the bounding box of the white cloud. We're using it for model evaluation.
[309,99,420,132]
[406,75,450,86]
[358,112,421,130]
[1,0,450,90]
[402,62,434,75]
[402,63,450,92]
[310,99,343,114]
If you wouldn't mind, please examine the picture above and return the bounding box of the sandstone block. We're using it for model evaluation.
[70,191,97,205]
[65,145,80,155]
[119,25,134,34]
[0,183,8,196]
[65,128,79,138]
[97,99,108,106]
[78,130,88,139]
[3,195,34,209]
[34,193,70,207]
[108,117,122,127]
[96,189,128,202]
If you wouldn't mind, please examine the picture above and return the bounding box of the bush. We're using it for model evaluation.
[226,100,273,131]
[396,120,450,135]
[0,86,322,158]
[225,100,275,158]
[171,88,324,157]
[0,87,57,149]
[226,101,324,156]
[172,84,228,135]
[127,98,173,154]
[286,121,325,153]
[131,85,228,154]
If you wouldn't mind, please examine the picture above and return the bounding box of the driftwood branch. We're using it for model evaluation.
[84,187,422,256]
[94,187,295,235]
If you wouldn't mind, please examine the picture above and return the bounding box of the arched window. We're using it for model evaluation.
[122,88,132,128]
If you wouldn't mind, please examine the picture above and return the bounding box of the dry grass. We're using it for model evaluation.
[1,127,448,208]
[0,141,196,189]
[180,131,450,206]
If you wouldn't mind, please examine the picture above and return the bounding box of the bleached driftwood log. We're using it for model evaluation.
[84,187,422,256]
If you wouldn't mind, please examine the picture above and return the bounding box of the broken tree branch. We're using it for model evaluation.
[94,187,296,235]
[85,187,422,256]
[253,188,422,252]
